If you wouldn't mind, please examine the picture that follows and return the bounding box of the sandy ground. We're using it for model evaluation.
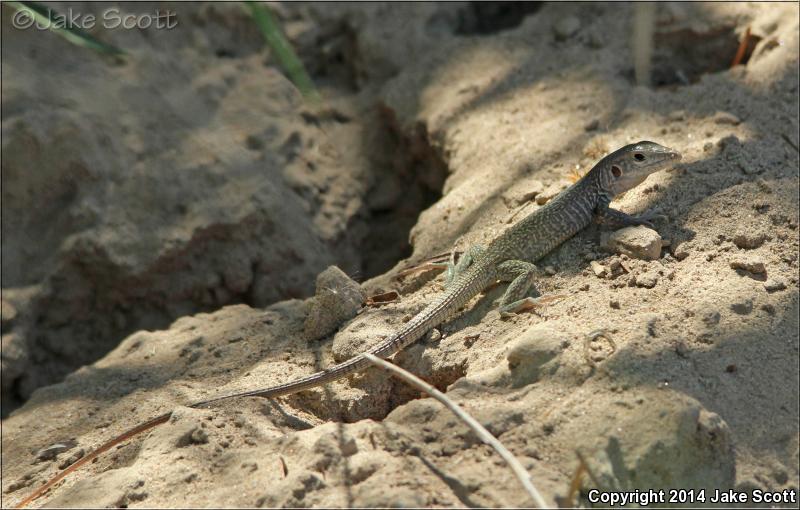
[2,2,798,508]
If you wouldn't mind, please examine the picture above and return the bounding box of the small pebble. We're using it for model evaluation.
[544,265,557,276]
[1,299,17,330]
[584,119,600,131]
[176,426,209,447]
[730,255,766,274]
[553,16,580,41]
[672,243,690,260]
[602,226,662,261]
[58,448,85,470]
[590,261,608,278]
[730,299,754,315]
[668,111,686,122]
[764,278,786,292]
[609,300,620,309]
[635,271,659,288]
[36,441,76,462]
[733,232,766,249]
[713,111,741,125]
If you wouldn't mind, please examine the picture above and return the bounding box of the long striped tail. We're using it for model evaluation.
[16,264,491,507]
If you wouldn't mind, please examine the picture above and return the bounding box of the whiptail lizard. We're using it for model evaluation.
[16,141,681,507]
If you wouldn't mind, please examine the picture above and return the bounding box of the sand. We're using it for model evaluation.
[2,2,798,507]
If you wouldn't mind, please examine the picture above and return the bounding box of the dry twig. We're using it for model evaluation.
[363,353,551,508]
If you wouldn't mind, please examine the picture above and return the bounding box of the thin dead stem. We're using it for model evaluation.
[363,353,551,508]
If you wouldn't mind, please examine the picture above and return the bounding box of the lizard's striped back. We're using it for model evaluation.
[490,176,600,264]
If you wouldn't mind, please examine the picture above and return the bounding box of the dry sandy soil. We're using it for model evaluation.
[2,2,798,508]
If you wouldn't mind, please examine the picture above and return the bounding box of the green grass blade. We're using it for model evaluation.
[7,1,125,56]
[244,1,321,105]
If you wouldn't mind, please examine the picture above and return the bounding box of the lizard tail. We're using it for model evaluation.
[14,413,171,508]
[16,266,490,507]
[186,269,491,406]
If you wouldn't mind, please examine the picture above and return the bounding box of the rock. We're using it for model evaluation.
[58,448,85,470]
[764,278,786,292]
[580,394,735,492]
[672,242,690,260]
[176,426,209,447]
[668,111,687,122]
[553,16,581,41]
[505,324,566,387]
[635,271,659,288]
[1,333,29,394]
[712,111,741,125]
[590,260,608,278]
[1,299,17,332]
[730,255,766,274]
[733,232,766,249]
[303,266,366,341]
[602,226,663,261]
[584,119,600,131]
[730,299,754,315]
[36,440,77,462]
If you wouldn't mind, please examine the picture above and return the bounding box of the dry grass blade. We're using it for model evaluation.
[244,1,321,105]
[7,1,124,57]
[632,3,655,87]
[731,26,752,67]
[395,251,456,280]
[363,353,552,509]
[365,291,400,307]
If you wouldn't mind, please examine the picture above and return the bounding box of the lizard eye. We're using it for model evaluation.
[611,165,622,177]
[634,153,646,162]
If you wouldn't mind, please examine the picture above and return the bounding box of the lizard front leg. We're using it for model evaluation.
[594,194,662,230]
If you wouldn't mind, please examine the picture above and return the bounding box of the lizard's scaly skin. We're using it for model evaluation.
[16,141,680,508]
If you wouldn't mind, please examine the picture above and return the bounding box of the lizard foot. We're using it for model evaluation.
[499,294,568,318]
[633,211,669,230]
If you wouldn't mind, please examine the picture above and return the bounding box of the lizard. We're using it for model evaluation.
[15,140,681,507]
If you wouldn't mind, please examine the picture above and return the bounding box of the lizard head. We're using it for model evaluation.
[601,141,681,196]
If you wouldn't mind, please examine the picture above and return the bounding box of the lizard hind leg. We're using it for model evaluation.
[445,244,485,287]
[496,259,542,318]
